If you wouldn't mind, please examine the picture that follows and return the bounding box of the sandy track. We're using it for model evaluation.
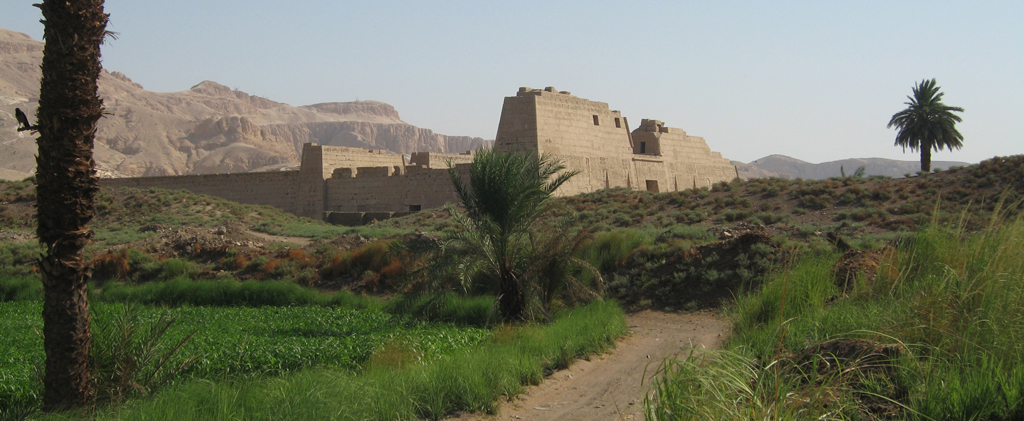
[449,311,730,421]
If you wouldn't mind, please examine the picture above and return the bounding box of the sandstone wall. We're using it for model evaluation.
[317,144,406,179]
[101,170,301,214]
[324,164,466,213]
[494,88,736,196]
[409,151,475,168]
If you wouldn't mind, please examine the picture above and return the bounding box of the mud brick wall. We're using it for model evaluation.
[101,171,302,214]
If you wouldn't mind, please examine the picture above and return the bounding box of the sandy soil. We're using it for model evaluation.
[449,311,730,421]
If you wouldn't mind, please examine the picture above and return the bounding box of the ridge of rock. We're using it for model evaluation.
[0,27,491,179]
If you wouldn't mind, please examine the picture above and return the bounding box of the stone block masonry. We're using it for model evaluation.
[101,171,302,215]
[100,87,738,223]
[99,143,466,223]
[324,164,468,213]
[495,87,737,196]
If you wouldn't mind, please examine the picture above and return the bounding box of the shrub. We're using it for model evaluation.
[91,304,198,404]
[157,258,200,281]
[720,209,751,222]
[0,275,42,301]
[578,229,651,274]
[351,240,394,274]
[92,249,132,282]
[750,212,788,225]
[0,241,40,273]
[797,194,832,210]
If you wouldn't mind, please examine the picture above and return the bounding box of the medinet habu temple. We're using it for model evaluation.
[101,87,738,224]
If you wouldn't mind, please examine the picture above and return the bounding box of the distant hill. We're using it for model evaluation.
[0,28,490,180]
[733,154,971,180]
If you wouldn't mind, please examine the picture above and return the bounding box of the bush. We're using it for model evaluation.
[0,275,42,301]
[577,229,651,274]
[720,209,751,222]
[0,241,40,275]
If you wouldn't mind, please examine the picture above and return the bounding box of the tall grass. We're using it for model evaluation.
[577,228,652,274]
[0,275,42,302]
[94,277,379,309]
[385,293,496,327]
[37,300,626,421]
[648,210,1024,419]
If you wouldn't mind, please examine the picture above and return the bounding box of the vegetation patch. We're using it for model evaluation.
[607,230,780,311]
[25,301,624,421]
[647,212,1024,420]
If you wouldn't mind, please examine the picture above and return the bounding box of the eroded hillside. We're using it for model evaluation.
[0,28,489,179]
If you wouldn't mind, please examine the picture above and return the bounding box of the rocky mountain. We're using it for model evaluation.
[0,28,490,180]
[733,155,971,180]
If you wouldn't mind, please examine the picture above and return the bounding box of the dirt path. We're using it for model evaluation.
[245,230,312,247]
[450,311,730,421]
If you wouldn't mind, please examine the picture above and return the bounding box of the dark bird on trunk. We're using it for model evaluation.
[15,108,35,132]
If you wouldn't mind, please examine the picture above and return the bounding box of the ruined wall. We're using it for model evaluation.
[99,143,470,221]
[291,143,412,218]
[631,119,737,190]
[317,144,406,179]
[324,164,467,213]
[101,170,301,214]
[409,151,475,168]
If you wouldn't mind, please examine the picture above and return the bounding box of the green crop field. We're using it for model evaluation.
[0,302,491,418]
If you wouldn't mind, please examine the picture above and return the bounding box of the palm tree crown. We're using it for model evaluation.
[887,78,964,172]
[445,150,578,321]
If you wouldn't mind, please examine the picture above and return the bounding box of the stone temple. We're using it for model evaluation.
[102,87,738,224]
[494,86,736,195]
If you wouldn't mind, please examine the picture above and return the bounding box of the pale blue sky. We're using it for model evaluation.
[3,1,1021,164]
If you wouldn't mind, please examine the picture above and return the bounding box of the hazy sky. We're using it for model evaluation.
[3,1,1021,164]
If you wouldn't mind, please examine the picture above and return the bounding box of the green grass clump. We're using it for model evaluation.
[0,301,43,420]
[385,293,496,327]
[94,277,376,309]
[0,275,42,302]
[0,241,40,277]
[577,228,652,274]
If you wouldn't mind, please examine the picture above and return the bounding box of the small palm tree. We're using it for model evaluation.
[888,78,964,172]
[445,150,579,321]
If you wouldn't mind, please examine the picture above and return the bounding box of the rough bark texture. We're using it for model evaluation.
[920,147,932,173]
[498,275,526,322]
[35,0,107,411]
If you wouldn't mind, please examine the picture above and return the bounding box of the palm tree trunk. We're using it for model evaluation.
[920,147,932,173]
[35,0,108,410]
[498,274,526,321]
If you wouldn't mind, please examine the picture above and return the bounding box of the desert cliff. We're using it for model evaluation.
[0,28,489,179]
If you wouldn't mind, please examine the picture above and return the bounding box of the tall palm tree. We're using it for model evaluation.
[446,150,578,321]
[34,0,108,410]
[888,78,964,172]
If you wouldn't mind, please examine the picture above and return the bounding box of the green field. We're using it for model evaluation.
[1,298,625,420]
[0,301,492,419]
